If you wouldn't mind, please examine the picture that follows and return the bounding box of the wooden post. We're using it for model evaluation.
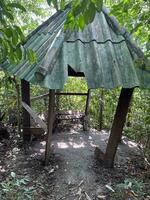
[21,79,31,142]
[85,89,91,116]
[99,89,104,131]
[103,88,134,168]
[83,89,91,131]
[44,90,55,166]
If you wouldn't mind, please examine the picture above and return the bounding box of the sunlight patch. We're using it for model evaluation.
[68,142,85,148]
[57,142,69,149]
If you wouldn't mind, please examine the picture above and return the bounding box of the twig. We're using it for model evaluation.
[84,191,92,200]
[78,179,84,187]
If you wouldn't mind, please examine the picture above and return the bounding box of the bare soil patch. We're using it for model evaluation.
[0,126,149,199]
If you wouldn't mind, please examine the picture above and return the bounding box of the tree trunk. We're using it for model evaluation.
[103,88,134,168]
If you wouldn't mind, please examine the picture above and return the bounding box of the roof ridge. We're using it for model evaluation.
[102,7,144,59]
[25,3,71,43]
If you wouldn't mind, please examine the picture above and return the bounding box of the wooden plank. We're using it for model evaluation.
[31,93,49,101]
[103,88,134,168]
[44,90,55,166]
[23,127,45,137]
[57,117,83,120]
[22,102,47,132]
[21,79,31,142]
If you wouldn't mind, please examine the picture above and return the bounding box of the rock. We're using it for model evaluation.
[97,195,106,199]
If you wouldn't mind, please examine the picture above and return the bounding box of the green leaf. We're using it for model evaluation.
[7,3,26,12]
[47,0,52,6]
[4,28,13,38]
[84,2,96,24]
[11,172,16,178]
[14,25,26,42]
[12,29,18,47]
[26,49,37,64]
[16,46,22,61]
[2,10,14,20]
[72,3,83,17]
[60,0,65,10]
[92,0,103,12]
[78,15,85,31]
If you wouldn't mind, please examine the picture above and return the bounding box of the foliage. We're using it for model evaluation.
[0,0,26,63]
[0,172,35,200]
[124,89,150,153]
[47,0,103,31]
[0,0,50,64]
[110,178,145,200]
[110,0,150,57]
[59,77,88,111]
[31,85,48,114]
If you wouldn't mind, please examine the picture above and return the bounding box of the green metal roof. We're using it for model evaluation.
[1,6,150,89]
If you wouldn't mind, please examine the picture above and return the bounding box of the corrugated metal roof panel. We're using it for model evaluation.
[1,6,150,89]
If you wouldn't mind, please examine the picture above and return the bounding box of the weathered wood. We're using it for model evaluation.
[83,89,91,131]
[31,93,49,101]
[85,89,91,116]
[22,102,47,132]
[21,79,31,142]
[44,90,55,166]
[99,89,104,131]
[103,88,134,168]
[23,127,45,138]
[12,77,21,134]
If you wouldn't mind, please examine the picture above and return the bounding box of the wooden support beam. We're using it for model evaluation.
[83,89,91,131]
[21,79,31,142]
[103,88,134,168]
[85,89,91,116]
[44,90,55,166]
[99,89,104,131]
[22,102,47,132]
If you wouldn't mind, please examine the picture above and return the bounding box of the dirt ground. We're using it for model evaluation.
[0,125,150,200]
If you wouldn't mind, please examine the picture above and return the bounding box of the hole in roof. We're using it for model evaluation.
[68,65,85,77]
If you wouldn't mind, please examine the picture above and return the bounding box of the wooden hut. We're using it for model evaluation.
[1,5,150,168]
